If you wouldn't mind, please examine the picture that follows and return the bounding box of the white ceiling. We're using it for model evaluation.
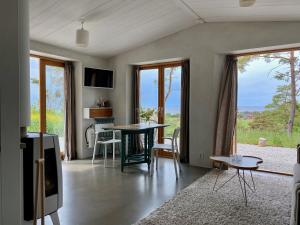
[29,0,300,58]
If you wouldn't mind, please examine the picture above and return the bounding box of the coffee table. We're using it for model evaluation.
[210,155,263,206]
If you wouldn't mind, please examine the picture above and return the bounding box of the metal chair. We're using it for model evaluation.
[150,127,181,179]
[92,128,121,167]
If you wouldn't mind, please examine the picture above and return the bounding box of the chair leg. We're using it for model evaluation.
[92,136,98,164]
[173,151,179,179]
[176,150,182,173]
[150,148,155,176]
[104,144,107,168]
[112,142,115,167]
[156,150,159,170]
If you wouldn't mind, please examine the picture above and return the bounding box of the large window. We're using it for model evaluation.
[28,56,65,151]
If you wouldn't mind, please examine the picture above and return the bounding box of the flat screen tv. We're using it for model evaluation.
[84,67,113,88]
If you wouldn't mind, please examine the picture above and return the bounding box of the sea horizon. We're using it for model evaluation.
[238,105,265,112]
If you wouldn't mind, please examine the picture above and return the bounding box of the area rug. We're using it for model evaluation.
[134,170,292,225]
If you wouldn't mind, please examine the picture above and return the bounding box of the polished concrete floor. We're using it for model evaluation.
[44,157,209,225]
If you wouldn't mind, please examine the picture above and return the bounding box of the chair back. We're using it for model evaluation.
[95,123,114,133]
[172,127,180,151]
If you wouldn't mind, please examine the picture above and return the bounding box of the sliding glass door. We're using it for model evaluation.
[28,56,65,151]
[163,66,182,147]
[29,57,41,132]
[139,69,159,124]
[139,62,182,157]
[45,63,65,150]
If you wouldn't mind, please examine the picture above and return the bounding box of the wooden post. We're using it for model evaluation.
[33,132,45,225]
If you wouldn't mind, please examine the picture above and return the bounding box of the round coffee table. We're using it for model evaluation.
[210,155,263,206]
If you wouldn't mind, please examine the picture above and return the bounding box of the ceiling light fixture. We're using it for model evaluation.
[76,20,89,47]
[239,0,256,7]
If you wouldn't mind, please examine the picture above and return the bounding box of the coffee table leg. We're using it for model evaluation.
[239,170,255,192]
[213,163,222,191]
[237,169,245,198]
[243,170,248,206]
[250,170,256,191]
[214,172,237,192]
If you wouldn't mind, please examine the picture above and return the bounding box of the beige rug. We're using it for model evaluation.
[134,170,292,225]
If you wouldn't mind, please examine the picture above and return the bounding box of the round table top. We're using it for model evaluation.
[210,156,263,170]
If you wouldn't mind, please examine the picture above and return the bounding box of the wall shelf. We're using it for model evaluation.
[83,107,113,119]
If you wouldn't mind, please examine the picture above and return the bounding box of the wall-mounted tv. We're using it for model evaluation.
[84,67,113,88]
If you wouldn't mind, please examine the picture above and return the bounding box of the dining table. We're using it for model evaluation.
[107,123,169,172]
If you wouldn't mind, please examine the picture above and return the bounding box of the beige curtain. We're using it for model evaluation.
[132,65,140,124]
[180,60,190,163]
[132,66,142,153]
[214,55,238,157]
[64,62,77,160]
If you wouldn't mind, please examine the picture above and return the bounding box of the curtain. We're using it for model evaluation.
[132,66,142,153]
[214,55,238,157]
[132,65,140,124]
[64,61,77,160]
[180,60,190,163]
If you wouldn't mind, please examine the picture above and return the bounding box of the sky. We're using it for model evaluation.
[238,56,290,112]
[136,57,293,114]
[140,67,181,114]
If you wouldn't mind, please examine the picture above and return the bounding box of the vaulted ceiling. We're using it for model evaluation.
[29,0,300,58]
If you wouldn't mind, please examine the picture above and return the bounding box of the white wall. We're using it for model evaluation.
[30,41,111,158]
[108,21,300,168]
[0,0,29,224]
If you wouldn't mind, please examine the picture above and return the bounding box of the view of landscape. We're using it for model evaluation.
[139,67,181,138]
[237,51,300,173]
[28,57,65,150]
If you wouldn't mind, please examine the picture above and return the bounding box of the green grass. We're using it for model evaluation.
[164,113,180,137]
[28,108,64,137]
[237,118,300,148]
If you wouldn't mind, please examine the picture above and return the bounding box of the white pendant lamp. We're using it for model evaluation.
[239,0,256,7]
[76,20,89,47]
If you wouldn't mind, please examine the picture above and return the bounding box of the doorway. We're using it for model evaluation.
[138,62,182,157]
[236,49,300,175]
[28,56,65,152]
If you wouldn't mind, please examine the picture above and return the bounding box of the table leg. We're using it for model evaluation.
[213,162,222,191]
[250,170,256,191]
[144,131,148,169]
[148,129,154,170]
[243,170,248,206]
[237,169,245,198]
[214,172,237,192]
[239,170,255,193]
[121,132,126,172]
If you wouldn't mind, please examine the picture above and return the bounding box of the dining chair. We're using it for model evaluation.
[150,127,181,179]
[92,127,121,167]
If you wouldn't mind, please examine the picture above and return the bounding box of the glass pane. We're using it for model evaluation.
[164,66,181,146]
[139,69,159,124]
[46,65,65,151]
[28,57,40,132]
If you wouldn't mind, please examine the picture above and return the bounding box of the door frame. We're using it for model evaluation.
[138,61,183,157]
[30,55,65,133]
[234,48,300,176]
